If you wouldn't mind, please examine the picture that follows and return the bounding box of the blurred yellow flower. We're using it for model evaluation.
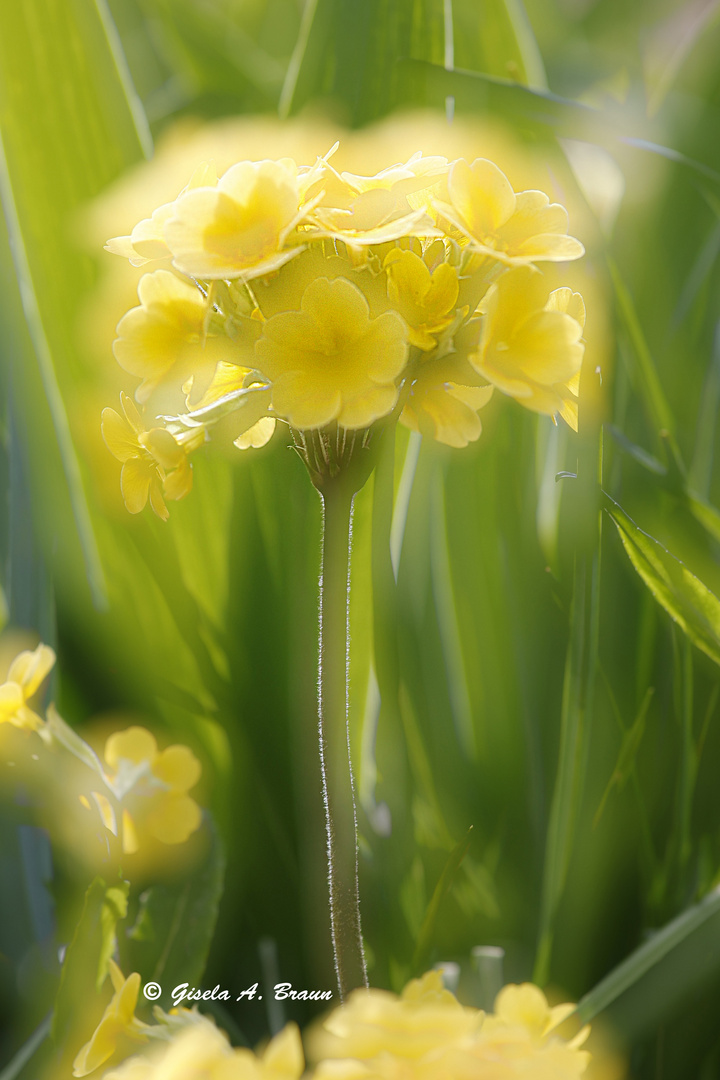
[438,158,584,265]
[113,270,256,405]
[255,276,408,430]
[383,248,459,351]
[308,970,481,1064]
[470,266,585,430]
[100,725,203,849]
[102,393,200,519]
[0,643,55,732]
[73,960,149,1077]
[100,1018,304,1080]
[164,158,318,281]
[311,974,592,1080]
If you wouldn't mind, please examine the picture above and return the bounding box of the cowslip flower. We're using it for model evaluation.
[308,970,482,1064]
[105,161,218,268]
[436,157,584,265]
[255,276,409,430]
[383,248,460,351]
[308,155,445,252]
[113,269,259,405]
[96,725,203,850]
[400,354,493,448]
[102,393,201,519]
[164,158,324,281]
[0,643,55,732]
[470,265,585,430]
[73,960,150,1077]
[311,974,591,1080]
[100,1017,304,1080]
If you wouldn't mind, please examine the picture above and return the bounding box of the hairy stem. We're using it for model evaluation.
[318,477,368,1000]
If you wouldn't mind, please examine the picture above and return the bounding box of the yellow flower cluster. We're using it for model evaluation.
[308,970,590,1079]
[74,968,592,1079]
[104,149,586,516]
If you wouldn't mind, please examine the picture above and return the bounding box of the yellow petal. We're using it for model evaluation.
[0,681,24,723]
[146,793,202,844]
[120,459,154,515]
[153,744,202,792]
[234,416,276,450]
[8,643,56,697]
[102,408,140,463]
[447,158,515,237]
[263,1022,305,1078]
[105,726,158,771]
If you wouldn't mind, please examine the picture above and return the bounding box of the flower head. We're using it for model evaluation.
[255,276,409,430]
[470,266,585,429]
[308,970,481,1065]
[0,643,55,732]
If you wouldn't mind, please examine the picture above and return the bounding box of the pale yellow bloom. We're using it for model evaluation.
[255,276,409,430]
[308,970,481,1065]
[102,393,201,519]
[0,643,55,732]
[401,355,493,448]
[470,266,585,429]
[100,725,203,848]
[164,158,320,280]
[105,162,218,268]
[73,960,149,1077]
[437,158,584,265]
[185,362,276,450]
[311,975,591,1080]
[113,270,257,405]
[384,248,460,351]
[100,1019,304,1080]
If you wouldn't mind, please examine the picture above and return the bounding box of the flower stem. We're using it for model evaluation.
[318,475,368,1000]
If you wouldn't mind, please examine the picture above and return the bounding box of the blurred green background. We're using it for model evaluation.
[1,0,720,1077]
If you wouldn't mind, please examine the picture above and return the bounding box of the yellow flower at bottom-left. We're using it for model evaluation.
[102,393,203,519]
[73,960,149,1077]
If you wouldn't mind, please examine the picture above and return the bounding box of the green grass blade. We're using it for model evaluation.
[412,827,473,971]
[577,885,720,1023]
[0,0,151,605]
[605,492,720,668]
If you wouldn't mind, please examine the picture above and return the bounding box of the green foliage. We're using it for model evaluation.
[606,493,720,668]
[126,821,226,1009]
[52,878,129,1045]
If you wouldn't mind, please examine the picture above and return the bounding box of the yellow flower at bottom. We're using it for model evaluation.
[255,277,409,430]
[308,970,481,1065]
[101,1019,304,1080]
[0,643,55,732]
[470,266,585,430]
[73,961,148,1077]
